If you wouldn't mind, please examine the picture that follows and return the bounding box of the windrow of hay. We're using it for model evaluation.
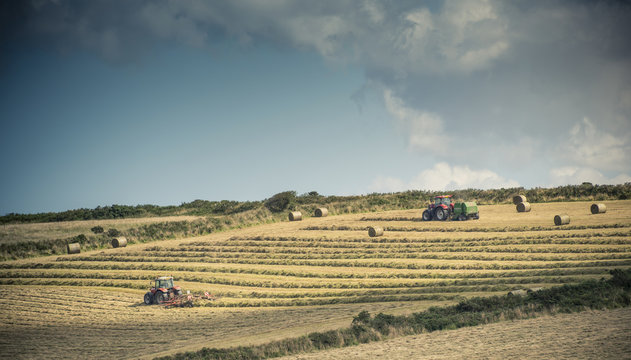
[368,226,384,237]
[554,214,571,226]
[513,195,527,205]
[507,289,528,296]
[591,203,607,214]
[288,211,302,221]
[67,243,80,254]
[111,237,127,248]
[314,208,328,217]
[517,202,531,213]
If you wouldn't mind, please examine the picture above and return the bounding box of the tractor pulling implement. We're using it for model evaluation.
[422,195,480,221]
[143,276,216,308]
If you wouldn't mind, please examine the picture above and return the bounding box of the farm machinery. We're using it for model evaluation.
[143,276,216,307]
[144,276,182,305]
[422,195,479,221]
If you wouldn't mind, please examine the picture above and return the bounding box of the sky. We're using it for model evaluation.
[1,0,630,215]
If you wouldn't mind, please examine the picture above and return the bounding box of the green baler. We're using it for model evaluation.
[453,202,479,221]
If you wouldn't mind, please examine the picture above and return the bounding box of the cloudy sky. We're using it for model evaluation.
[1,0,630,214]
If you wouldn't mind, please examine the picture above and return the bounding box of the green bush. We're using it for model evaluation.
[107,228,121,237]
[264,191,296,213]
[90,226,104,234]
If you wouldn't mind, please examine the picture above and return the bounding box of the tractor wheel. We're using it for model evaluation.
[473,213,479,220]
[435,207,448,221]
[458,214,467,221]
[422,210,432,221]
[143,292,153,305]
[154,291,165,305]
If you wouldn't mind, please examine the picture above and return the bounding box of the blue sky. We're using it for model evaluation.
[1,1,630,215]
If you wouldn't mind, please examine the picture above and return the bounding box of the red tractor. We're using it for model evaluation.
[422,195,454,221]
[144,276,183,305]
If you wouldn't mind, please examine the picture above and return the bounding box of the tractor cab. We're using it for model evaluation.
[154,277,174,290]
[434,195,454,207]
[422,195,455,221]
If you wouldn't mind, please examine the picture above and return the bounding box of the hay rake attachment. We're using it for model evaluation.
[162,292,216,308]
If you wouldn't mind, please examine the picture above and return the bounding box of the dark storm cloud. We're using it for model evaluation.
[3,0,630,184]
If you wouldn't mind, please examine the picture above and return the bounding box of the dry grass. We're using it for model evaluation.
[278,307,631,360]
[0,200,630,358]
[0,285,451,360]
[0,215,203,244]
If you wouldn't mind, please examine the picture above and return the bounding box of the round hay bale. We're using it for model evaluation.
[512,195,527,205]
[590,203,606,214]
[554,214,570,226]
[67,243,80,254]
[516,202,531,212]
[111,237,127,248]
[368,226,384,237]
[288,211,302,221]
[314,208,329,217]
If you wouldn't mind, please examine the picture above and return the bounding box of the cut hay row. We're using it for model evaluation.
[172,237,631,251]
[0,271,596,290]
[212,230,631,244]
[179,237,631,249]
[302,223,631,233]
[2,263,617,281]
[58,253,631,268]
[29,258,631,272]
[138,244,631,257]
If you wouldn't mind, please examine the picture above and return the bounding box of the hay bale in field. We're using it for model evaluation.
[288,211,302,221]
[368,226,384,237]
[508,289,528,296]
[512,195,527,205]
[67,243,80,254]
[111,237,127,248]
[314,208,328,217]
[516,202,531,212]
[554,214,570,226]
[591,203,607,214]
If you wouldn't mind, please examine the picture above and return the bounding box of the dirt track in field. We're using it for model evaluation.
[280,307,631,360]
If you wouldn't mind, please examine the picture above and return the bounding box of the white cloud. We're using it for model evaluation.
[559,117,630,172]
[369,162,519,192]
[549,166,631,186]
[383,89,444,151]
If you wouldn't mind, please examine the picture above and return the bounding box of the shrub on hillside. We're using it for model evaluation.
[264,191,296,213]
[91,226,104,234]
[107,228,121,237]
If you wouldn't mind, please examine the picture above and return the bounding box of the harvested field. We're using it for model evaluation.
[1,200,630,358]
[0,285,448,359]
[279,307,631,360]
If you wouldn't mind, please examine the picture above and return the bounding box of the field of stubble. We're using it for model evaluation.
[0,200,629,359]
